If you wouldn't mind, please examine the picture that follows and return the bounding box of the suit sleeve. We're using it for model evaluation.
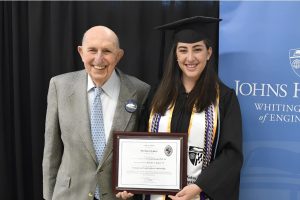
[42,78,63,200]
[195,89,243,200]
[138,86,156,132]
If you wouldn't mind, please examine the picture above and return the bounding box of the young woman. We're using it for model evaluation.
[117,16,243,200]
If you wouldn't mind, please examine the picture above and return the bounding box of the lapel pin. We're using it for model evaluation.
[125,99,138,113]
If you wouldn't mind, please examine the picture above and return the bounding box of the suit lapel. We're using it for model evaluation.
[68,70,98,164]
[98,69,137,168]
[111,70,137,132]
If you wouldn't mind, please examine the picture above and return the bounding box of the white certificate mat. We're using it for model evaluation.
[118,139,180,189]
[113,132,187,194]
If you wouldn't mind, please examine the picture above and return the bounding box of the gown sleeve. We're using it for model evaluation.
[195,86,243,200]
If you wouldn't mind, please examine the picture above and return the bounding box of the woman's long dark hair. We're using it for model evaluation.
[151,39,219,115]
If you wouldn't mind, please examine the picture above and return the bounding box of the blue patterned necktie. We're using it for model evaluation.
[91,87,106,199]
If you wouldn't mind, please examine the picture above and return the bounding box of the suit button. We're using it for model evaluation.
[88,192,93,197]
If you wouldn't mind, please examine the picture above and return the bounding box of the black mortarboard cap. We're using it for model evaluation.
[155,16,221,43]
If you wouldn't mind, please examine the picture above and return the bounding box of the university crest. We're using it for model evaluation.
[289,48,300,78]
[189,146,204,166]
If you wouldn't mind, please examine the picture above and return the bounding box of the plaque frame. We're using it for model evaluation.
[113,132,187,195]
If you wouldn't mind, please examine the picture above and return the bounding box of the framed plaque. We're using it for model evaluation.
[113,132,187,195]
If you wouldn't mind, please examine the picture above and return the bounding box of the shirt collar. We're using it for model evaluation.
[87,70,119,98]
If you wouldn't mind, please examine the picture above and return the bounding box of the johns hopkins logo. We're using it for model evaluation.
[289,48,300,77]
[189,146,204,166]
[164,145,173,156]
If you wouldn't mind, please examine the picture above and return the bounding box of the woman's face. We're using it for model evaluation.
[176,40,212,83]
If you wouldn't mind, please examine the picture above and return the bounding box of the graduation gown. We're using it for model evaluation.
[138,81,243,200]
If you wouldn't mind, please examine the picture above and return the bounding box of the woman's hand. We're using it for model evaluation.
[116,191,134,199]
[168,184,202,200]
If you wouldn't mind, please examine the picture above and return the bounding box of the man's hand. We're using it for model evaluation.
[168,184,202,200]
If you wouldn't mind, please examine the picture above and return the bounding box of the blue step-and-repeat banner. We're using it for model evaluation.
[219,1,300,200]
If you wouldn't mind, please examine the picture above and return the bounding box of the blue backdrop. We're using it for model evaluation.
[219,1,300,200]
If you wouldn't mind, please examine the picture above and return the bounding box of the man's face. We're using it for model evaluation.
[78,27,123,86]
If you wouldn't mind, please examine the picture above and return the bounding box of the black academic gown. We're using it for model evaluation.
[138,82,243,200]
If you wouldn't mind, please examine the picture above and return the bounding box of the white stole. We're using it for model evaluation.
[148,104,218,200]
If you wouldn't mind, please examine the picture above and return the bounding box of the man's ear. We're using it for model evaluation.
[77,46,84,61]
[117,49,124,62]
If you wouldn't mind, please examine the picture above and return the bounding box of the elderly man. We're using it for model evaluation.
[43,26,150,200]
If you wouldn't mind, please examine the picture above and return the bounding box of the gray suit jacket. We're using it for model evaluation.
[43,69,150,200]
